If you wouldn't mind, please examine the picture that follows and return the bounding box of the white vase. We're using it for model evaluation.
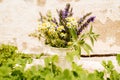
[43,44,72,57]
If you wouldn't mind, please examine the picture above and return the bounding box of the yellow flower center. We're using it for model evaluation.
[57,26,64,31]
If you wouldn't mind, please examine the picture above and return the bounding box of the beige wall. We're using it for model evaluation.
[0,0,120,54]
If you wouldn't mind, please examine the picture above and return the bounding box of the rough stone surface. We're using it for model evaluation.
[0,0,120,71]
[0,0,120,54]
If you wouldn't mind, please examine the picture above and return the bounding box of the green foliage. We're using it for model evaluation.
[0,44,120,80]
[88,26,99,46]
[116,54,120,66]
[102,61,114,73]
[102,60,120,80]
[66,26,98,61]
[0,44,43,79]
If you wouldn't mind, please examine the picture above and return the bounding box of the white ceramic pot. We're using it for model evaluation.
[43,44,72,57]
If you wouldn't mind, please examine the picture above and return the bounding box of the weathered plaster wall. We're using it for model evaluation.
[0,0,120,54]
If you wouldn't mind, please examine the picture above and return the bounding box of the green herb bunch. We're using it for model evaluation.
[32,3,99,60]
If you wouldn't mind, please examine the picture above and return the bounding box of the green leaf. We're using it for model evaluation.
[0,66,11,76]
[76,46,81,59]
[44,57,51,67]
[82,43,92,54]
[66,51,76,62]
[72,62,82,71]
[116,54,120,66]
[52,55,58,63]
[89,25,93,33]
[110,70,120,80]
[80,33,87,39]
[73,43,81,59]
[108,61,114,70]
[45,73,54,80]
[87,26,99,46]
[93,34,99,41]
[90,36,94,46]
[69,28,77,40]
[102,60,114,73]
[27,58,33,64]
[87,73,96,80]
[82,45,89,54]
[55,69,74,80]
[35,53,44,59]
[63,69,73,80]
[78,39,85,45]
[84,43,93,52]
[94,70,104,80]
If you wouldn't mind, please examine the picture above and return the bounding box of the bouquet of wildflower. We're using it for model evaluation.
[32,3,99,60]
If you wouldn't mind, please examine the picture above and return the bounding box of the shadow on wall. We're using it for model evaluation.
[0,0,2,3]
[37,0,46,6]
[94,19,120,46]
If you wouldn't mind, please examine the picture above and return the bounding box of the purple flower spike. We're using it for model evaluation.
[77,12,92,25]
[77,16,96,35]
[87,16,95,23]
[62,10,68,18]
[60,3,72,19]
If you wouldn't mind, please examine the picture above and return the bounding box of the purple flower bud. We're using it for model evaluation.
[77,16,95,35]
[62,10,68,18]
[78,18,83,24]
[83,22,88,27]
[52,18,58,26]
[87,16,95,23]
[77,22,88,35]
[77,13,92,25]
